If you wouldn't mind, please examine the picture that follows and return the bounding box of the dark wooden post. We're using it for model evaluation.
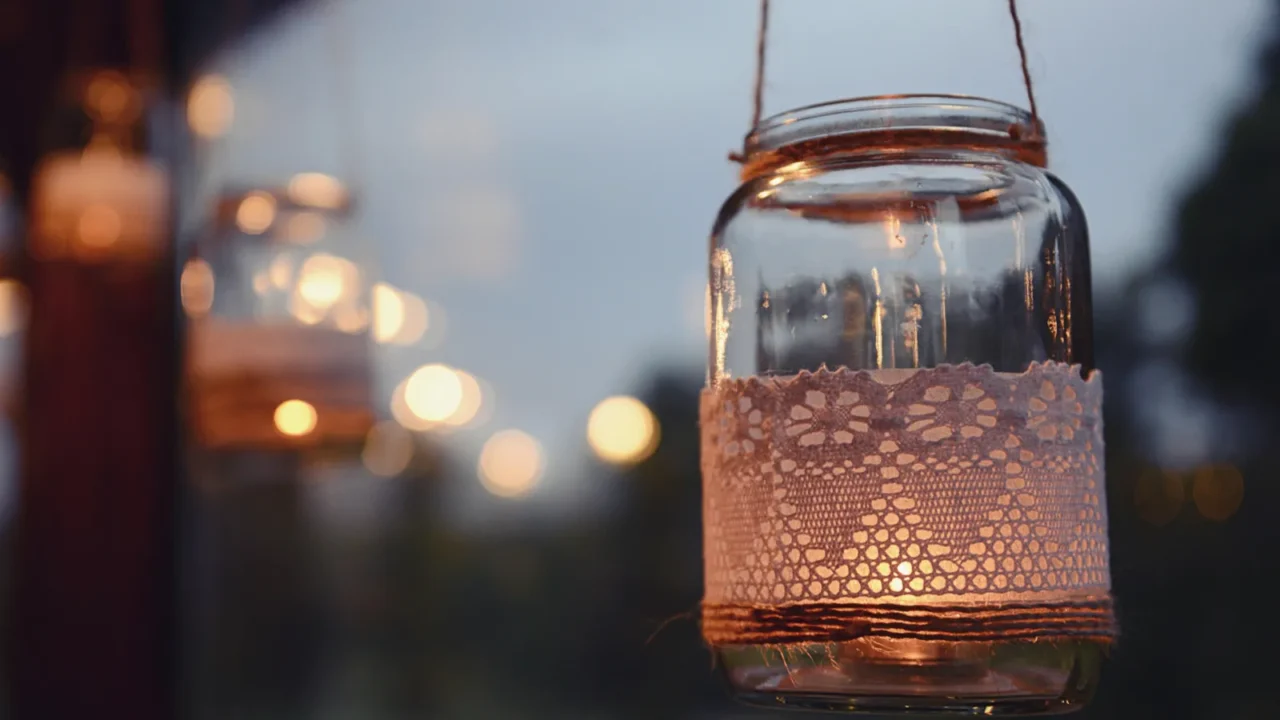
[0,1,178,718]
[10,256,179,720]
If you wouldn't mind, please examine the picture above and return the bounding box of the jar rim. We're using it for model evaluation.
[742,94,1046,175]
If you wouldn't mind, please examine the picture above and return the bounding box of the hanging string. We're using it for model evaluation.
[1007,0,1040,137]
[749,0,771,134]
[730,0,1042,163]
[728,0,770,164]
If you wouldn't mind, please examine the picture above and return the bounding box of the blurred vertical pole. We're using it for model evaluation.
[11,232,178,720]
[1,0,179,718]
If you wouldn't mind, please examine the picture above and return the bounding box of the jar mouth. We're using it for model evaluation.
[742,94,1046,178]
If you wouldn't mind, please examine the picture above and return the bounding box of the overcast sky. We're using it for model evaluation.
[196,0,1273,519]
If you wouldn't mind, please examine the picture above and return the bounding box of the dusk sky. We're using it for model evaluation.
[187,0,1271,521]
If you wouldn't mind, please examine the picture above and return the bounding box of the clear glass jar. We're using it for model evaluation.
[706,96,1103,714]
[184,183,374,451]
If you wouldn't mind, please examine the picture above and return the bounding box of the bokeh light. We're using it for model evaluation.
[187,74,234,139]
[268,254,293,290]
[78,203,122,247]
[236,192,276,235]
[0,280,28,337]
[179,259,215,318]
[274,399,317,437]
[478,430,544,498]
[1134,467,1185,526]
[372,283,429,346]
[404,364,463,422]
[372,283,405,343]
[362,421,415,477]
[297,253,357,310]
[390,379,436,432]
[587,395,660,465]
[85,72,135,123]
[287,290,324,325]
[397,291,431,345]
[288,173,347,209]
[443,369,483,427]
[1192,464,1245,521]
[333,305,368,334]
[283,211,326,244]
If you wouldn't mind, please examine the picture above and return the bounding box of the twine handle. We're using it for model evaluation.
[729,0,1042,163]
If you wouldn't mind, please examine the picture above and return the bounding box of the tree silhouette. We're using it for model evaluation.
[1170,1,1280,418]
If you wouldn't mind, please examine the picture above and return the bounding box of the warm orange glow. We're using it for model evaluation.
[78,202,122,247]
[478,430,543,498]
[288,289,324,324]
[442,369,483,427]
[397,291,430,345]
[362,421,415,477]
[180,258,215,317]
[274,399,317,437]
[85,71,135,123]
[187,75,234,139]
[297,253,357,310]
[282,211,326,244]
[372,284,430,346]
[372,283,405,343]
[288,173,346,209]
[333,305,368,334]
[1134,467,1184,526]
[30,148,168,261]
[587,396,659,465]
[1192,464,1244,521]
[0,280,28,337]
[236,192,276,234]
[267,254,293,290]
[390,379,436,431]
[404,363,463,422]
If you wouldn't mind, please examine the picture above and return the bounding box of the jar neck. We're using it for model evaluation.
[739,95,1047,182]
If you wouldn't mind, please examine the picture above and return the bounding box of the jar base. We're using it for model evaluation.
[716,638,1103,716]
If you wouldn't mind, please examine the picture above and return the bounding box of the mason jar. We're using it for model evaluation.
[183,182,374,451]
[702,95,1112,714]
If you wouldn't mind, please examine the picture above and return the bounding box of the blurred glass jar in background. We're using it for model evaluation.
[705,96,1104,714]
[183,180,373,451]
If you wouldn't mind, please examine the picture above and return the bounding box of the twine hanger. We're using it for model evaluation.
[729,0,1041,163]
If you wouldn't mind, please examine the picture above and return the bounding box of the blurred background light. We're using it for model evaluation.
[273,399,317,437]
[1192,464,1245,521]
[1134,467,1185,527]
[287,172,347,209]
[187,74,235,139]
[403,363,462,423]
[371,282,404,343]
[478,429,543,498]
[179,259,214,318]
[587,395,659,466]
[296,252,356,310]
[268,254,293,290]
[361,421,414,477]
[441,368,483,428]
[235,191,275,234]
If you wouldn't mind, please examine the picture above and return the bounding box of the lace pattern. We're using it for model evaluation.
[701,363,1109,608]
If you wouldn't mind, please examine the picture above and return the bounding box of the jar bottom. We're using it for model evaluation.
[716,637,1104,716]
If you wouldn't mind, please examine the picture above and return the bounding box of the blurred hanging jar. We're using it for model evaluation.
[183,180,373,451]
[702,96,1112,714]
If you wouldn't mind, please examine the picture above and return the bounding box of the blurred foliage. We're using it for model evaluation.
[1172,2,1280,419]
